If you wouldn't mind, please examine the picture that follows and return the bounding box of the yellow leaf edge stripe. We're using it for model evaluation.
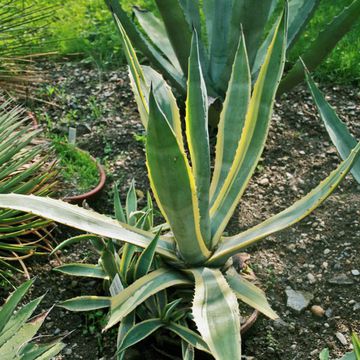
[191,268,241,359]
[146,93,211,259]
[209,30,251,200]
[210,10,287,243]
[114,15,148,115]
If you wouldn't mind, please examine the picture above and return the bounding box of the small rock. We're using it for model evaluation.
[353,303,360,311]
[324,248,331,255]
[65,348,73,356]
[259,177,270,186]
[322,262,328,270]
[325,308,333,318]
[54,328,61,335]
[328,274,354,285]
[307,273,316,284]
[45,321,54,329]
[311,305,325,317]
[335,332,347,346]
[310,349,318,356]
[288,323,296,332]
[273,318,287,329]
[351,269,360,276]
[285,287,314,312]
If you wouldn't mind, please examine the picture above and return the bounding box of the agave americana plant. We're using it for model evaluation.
[105,0,360,100]
[0,7,359,359]
[0,278,65,359]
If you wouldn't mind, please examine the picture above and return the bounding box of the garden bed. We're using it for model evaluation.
[12,60,360,359]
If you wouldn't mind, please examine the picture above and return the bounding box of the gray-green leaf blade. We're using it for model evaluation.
[192,268,241,360]
[306,70,360,183]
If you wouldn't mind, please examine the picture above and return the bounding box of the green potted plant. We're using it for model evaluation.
[51,139,106,202]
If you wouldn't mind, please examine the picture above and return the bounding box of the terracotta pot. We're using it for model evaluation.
[62,151,106,203]
[27,111,39,129]
[241,309,259,335]
[27,113,106,202]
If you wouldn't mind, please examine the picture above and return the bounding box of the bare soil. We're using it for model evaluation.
[3,60,359,360]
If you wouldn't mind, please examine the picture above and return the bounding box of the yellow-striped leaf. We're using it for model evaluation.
[210,9,287,244]
[51,234,104,255]
[134,230,160,279]
[226,269,278,319]
[209,142,360,265]
[107,0,185,91]
[54,264,108,280]
[114,182,126,223]
[191,268,241,360]
[142,66,183,145]
[186,32,211,246]
[115,17,183,136]
[146,90,211,265]
[113,15,148,126]
[117,319,163,355]
[210,30,251,214]
[166,322,210,353]
[106,268,191,330]
[133,7,182,72]
[305,68,360,183]
[116,311,135,360]
[0,194,177,260]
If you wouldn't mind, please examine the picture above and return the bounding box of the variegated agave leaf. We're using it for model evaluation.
[304,66,360,183]
[0,279,65,359]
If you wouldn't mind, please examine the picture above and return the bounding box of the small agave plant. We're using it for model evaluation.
[0,279,65,359]
[0,6,358,359]
[50,182,196,359]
